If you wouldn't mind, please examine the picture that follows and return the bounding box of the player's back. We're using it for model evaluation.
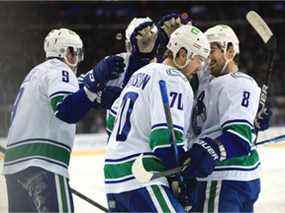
[105,62,193,193]
[4,59,79,177]
[107,62,192,158]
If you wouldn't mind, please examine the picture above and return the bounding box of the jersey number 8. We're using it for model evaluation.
[241,91,250,107]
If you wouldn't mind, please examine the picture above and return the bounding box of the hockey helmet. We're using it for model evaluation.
[44,28,84,67]
[167,25,210,69]
[205,25,239,55]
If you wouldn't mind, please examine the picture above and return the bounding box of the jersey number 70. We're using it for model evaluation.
[116,92,138,142]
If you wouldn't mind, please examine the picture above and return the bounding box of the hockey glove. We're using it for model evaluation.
[130,21,158,58]
[156,13,190,61]
[167,175,196,212]
[84,55,125,94]
[254,102,272,131]
[101,86,122,109]
[157,13,183,38]
[122,54,152,87]
[181,138,221,178]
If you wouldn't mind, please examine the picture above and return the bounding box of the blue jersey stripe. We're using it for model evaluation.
[105,176,135,184]
[151,123,184,132]
[110,108,117,115]
[222,119,253,128]
[4,156,68,168]
[105,152,155,163]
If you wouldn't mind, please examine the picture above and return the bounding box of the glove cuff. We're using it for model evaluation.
[212,138,227,161]
[84,87,102,103]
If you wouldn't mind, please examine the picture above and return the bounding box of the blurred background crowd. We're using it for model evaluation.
[0,1,284,137]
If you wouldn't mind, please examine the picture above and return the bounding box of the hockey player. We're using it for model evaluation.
[79,14,185,111]
[182,25,262,212]
[3,28,124,212]
[104,25,210,212]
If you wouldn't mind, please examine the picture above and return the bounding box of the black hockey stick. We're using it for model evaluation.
[132,132,285,182]
[246,11,277,138]
[132,80,185,183]
[132,80,191,210]
[70,187,108,212]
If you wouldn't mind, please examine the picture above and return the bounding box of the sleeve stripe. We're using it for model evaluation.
[110,108,117,115]
[226,129,251,145]
[151,123,184,132]
[152,143,184,152]
[49,91,73,98]
[105,152,156,163]
[222,119,253,129]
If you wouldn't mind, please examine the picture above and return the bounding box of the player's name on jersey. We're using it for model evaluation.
[126,72,151,90]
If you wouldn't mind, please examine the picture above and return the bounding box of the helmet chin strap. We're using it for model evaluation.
[173,52,191,69]
[64,54,79,74]
[220,50,237,75]
[220,59,230,75]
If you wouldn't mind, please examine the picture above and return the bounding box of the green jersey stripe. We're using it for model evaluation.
[223,124,252,143]
[59,176,68,213]
[149,129,183,151]
[151,185,171,212]
[104,156,165,180]
[4,142,70,166]
[106,113,116,134]
[50,96,65,112]
[208,181,218,212]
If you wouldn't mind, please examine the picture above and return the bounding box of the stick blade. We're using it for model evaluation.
[246,10,273,43]
[132,154,154,183]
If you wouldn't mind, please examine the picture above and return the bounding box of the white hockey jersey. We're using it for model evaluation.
[191,67,261,181]
[104,63,194,193]
[3,59,79,178]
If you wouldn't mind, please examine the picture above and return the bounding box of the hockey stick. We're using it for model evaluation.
[70,187,108,212]
[132,134,285,181]
[132,80,183,182]
[255,134,285,146]
[132,80,184,182]
[132,80,192,210]
[246,11,277,133]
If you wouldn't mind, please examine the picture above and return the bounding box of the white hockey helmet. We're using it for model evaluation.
[44,28,84,67]
[167,25,210,69]
[125,17,158,52]
[205,25,240,55]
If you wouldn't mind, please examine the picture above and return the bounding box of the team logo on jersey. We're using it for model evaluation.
[191,91,207,136]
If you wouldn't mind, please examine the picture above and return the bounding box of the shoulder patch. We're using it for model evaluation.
[230,72,254,82]
[166,69,187,81]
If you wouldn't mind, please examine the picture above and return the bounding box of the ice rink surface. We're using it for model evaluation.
[1,131,285,212]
